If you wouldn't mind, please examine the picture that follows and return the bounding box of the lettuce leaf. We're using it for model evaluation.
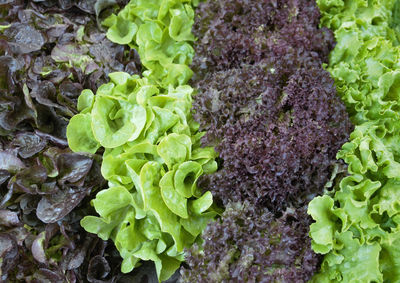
[68,73,217,281]
[65,0,214,280]
[103,0,195,87]
[310,1,400,281]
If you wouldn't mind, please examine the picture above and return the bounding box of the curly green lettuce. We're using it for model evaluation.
[65,0,216,281]
[67,73,217,281]
[309,0,400,281]
[102,0,196,87]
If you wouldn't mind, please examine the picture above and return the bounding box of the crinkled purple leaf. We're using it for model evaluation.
[51,43,88,63]
[4,23,45,54]
[30,80,74,116]
[57,153,93,184]
[9,164,48,194]
[181,202,321,282]
[35,105,69,138]
[0,150,25,172]
[0,233,18,282]
[0,210,20,227]
[35,130,69,148]
[88,41,124,70]
[0,92,37,132]
[36,187,89,223]
[12,132,47,158]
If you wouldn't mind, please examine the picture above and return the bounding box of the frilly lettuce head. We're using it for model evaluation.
[103,0,196,87]
[309,0,400,282]
[66,0,218,281]
[309,120,400,282]
[67,72,218,281]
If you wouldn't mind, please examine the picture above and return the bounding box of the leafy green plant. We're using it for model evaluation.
[308,0,400,281]
[103,0,197,87]
[68,72,217,281]
[67,0,218,281]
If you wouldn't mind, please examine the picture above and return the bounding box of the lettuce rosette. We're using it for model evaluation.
[308,0,400,281]
[103,0,196,87]
[67,72,217,281]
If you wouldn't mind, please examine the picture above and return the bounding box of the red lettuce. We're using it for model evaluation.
[192,0,352,212]
[0,1,165,282]
[182,0,353,281]
[181,201,320,282]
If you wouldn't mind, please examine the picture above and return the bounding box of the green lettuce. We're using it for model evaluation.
[103,0,196,87]
[66,0,218,281]
[68,73,217,281]
[309,0,400,281]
